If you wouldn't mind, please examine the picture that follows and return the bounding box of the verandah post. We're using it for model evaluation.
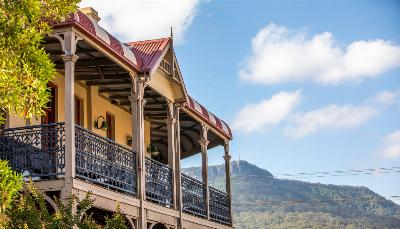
[166,100,177,209]
[174,103,184,229]
[129,74,147,229]
[57,30,79,202]
[199,124,210,219]
[224,140,233,226]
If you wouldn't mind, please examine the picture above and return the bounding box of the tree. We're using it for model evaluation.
[52,191,97,229]
[0,0,80,124]
[5,181,55,228]
[104,203,128,229]
[0,160,23,225]
[5,181,97,229]
[0,159,127,228]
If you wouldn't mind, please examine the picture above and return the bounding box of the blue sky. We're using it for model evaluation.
[81,0,400,203]
[176,0,400,203]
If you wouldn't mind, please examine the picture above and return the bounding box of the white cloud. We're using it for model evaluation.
[232,91,301,132]
[379,131,400,159]
[286,104,378,138]
[239,23,400,85]
[285,90,398,138]
[367,90,399,105]
[79,0,200,43]
[233,90,398,136]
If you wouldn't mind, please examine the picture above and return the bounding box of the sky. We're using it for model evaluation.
[80,0,400,204]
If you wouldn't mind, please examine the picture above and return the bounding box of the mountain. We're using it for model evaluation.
[183,160,273,179]
[183,160,400,229]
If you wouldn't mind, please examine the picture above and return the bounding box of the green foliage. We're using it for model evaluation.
[0,159,128,228]
[0,160,23,226]
[0,160,23,214]
[6,182,96,229]
[0,0,80,123]
[6,181,53,229]
[51,192,96,229]
[233,211,399,229]
[104,203,128,229]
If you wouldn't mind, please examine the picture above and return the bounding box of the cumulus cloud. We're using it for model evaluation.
[239,23,400,85]
[379,131,400,159]
[79,0,200,43]
[285,90,398,138]
[233,90,398,136]
[367,90,399,105]
[232,91,301,132]
[286,104,378,138]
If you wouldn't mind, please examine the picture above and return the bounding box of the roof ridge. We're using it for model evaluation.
[126,37,170,45]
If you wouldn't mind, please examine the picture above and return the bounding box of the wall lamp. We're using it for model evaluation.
[127,136,132,146]
[94,116,107,130]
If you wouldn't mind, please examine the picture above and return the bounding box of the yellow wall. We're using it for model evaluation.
[89,85,133,147]
[7,109,27,128]
[6,73,151,150]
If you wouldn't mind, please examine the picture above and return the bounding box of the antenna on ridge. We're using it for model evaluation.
[237,152,241,174]
[170,27,173,39]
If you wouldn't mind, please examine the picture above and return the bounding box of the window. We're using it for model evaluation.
[106,113,115,140]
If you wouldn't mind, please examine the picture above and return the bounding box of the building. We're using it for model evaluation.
[0,7,233,229]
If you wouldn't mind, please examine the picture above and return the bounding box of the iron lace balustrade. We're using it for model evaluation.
[145,157,173,207]
[75,125,136,195]
[0,123,65,178]
[209,186,231,225]
[181,173,207,218]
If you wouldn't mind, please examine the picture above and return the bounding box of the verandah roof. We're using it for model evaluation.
[53,9,232,140]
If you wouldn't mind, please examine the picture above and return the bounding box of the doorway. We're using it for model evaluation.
[75,96,83,126]
[42,83,57,124]
[106,112,115,140]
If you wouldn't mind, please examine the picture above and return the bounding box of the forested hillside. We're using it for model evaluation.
[183,160,400,229]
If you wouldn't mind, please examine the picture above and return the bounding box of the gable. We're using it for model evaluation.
[128,38,188,102]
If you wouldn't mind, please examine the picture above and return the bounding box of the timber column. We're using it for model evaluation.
[129,75,147,229]
[199,124,210,219]
[174,103,183,229]
[60,30,79,200]
[165,100,177,209]
[224,140,233,226]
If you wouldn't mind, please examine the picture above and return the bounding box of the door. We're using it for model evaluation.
[106,113,115,140]
[74,96,83,126]
[40,83,57,175]
[42,84,56,125]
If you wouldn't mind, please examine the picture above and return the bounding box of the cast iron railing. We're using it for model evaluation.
[209,186,231,225]
[75,125,136,195]
[0,123,65,178]
[0,123,232,225]
[145,157,173,206]
[181,173,207,217]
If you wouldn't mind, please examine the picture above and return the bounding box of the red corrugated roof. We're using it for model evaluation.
[186,96,233,140]
[54,11,141,73]
[127,38,170,72]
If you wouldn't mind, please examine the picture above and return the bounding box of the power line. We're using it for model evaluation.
[199,166,400,180]
[275,166,400,179]
[277,169,400,179]
[234,195,400,206]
